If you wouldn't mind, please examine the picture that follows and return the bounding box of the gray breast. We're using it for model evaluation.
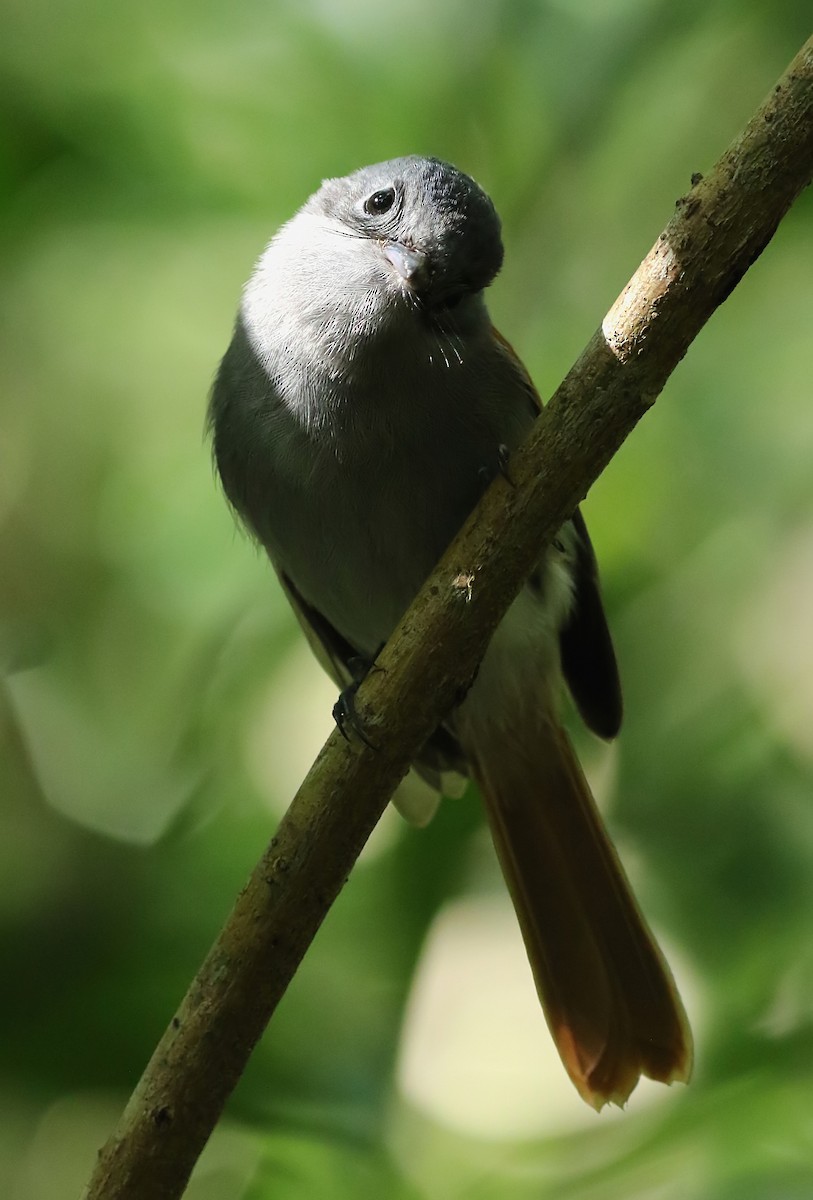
[262,394,510,655]
[211,312,534,656]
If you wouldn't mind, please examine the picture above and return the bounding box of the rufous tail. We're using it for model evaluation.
[471,718,692,1110]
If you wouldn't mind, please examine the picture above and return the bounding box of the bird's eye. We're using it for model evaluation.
[363,187,396,215]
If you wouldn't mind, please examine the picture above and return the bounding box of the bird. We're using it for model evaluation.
[208,154,693,1109]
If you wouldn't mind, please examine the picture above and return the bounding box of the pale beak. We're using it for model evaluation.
[383,241,429,287]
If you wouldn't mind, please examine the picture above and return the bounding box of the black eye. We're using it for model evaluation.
[363,187,396,215]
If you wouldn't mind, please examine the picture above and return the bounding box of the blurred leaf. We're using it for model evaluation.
[245,1134,421,1200]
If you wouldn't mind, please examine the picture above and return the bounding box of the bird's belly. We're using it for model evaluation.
[253,339,539,658]
[268,449,488,657]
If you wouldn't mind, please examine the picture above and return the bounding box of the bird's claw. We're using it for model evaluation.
[333,648,385,750]
[496,443,515,486]
[479,444,515,488]
[333,682,379,750]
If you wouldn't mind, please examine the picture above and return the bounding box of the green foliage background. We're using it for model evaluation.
[1,2,812,1197]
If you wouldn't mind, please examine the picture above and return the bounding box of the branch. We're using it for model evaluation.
[83,37,813,1200]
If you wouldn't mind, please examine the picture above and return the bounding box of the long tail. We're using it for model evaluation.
[470,718,692,1109]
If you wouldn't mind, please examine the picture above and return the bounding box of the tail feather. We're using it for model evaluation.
[471,719,692,1109]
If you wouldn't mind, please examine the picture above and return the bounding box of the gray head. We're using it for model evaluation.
[306,156,503,310]
[234,156,503,409]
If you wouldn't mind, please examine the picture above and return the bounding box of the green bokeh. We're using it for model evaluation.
[1,3,812,1197]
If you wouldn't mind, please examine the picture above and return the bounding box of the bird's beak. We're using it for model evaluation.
[383,241,429,288]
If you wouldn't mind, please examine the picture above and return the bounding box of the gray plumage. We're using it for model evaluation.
[208,156,691,1108]
[211,157,528,657]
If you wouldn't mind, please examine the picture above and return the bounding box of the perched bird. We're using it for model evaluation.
[209,155,692,1108]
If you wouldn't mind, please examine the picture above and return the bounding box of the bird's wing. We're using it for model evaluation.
[492,326,623,739]
[274,565,355,694]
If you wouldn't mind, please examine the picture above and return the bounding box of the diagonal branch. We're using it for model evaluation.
[83,36,813,1200]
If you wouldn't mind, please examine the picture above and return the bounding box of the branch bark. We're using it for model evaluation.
[83,37,813,1200]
